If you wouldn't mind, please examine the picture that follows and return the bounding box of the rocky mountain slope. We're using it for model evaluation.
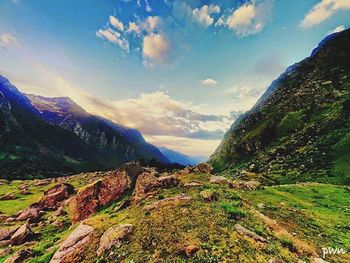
[0,162,348,262]
[0,78,168,179]
[210,29,350,185]
[27,94,169,164]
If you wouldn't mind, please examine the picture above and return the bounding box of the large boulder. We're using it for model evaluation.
[50,223,94,263]
[132,173,180,202]
[193,163,213,174]
[210,176,233,187]
[70,163,143,223]
[16,207,41,222]
[96,224,134,256]
[10,223,36,245]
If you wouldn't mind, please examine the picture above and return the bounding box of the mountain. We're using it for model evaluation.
[158,146,207,166]
[210,28,350,185]
[27,94,169,164]
[0,77,168,179]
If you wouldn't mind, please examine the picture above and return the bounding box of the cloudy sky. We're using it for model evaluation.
[0,0,349,157]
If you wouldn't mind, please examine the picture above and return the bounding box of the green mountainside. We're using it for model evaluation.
[210,29,350,185]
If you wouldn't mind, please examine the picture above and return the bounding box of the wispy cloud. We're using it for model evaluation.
[300,0,350,29]
[0,33,19,48]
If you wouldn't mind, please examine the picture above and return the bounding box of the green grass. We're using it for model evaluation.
[277,110,304,138]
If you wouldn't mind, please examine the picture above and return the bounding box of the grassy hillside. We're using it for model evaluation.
[210,29,350,185]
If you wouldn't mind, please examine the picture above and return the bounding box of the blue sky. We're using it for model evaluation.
[0,0,349,157]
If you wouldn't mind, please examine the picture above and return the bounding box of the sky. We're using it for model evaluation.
[0,0,349,157]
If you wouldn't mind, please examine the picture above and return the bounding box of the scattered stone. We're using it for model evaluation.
[0,214,9,221]
[50,223,94,263]
[0,248,11,257]
[184,182,202,187]
[16,207,41,222]
[39,183,75,210]
[200,189,216,202]
[235,224,268,243]
[144,194,191,211]
[4,249,32,263]
[97,224,134,256]
[193,163,213,174]
[257,203,265,209]
[132,173,180,202]
[0,193,17,200]
[0,227,17,241]
[10,223,36,245]
[70,163,143,223]
[20,189,32,195]
[210,176,233,187]
[181,244,200,256]
[33,179,51,186]
[268,259,286,263]
[313,258,329,263]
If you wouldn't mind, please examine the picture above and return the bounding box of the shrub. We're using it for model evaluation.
[220,202,246,219]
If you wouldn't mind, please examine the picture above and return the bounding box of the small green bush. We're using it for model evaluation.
[220,202,246,219]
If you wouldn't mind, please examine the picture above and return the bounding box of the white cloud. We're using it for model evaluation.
[142,33,171,66]
[201,78,217,86]
[0,33,19,48]
[217,0,272,37]
[96,28,129,52]
[327,24,346,34]
[192,5,221,27]
[300,0,350,29]
[109,16,124,31]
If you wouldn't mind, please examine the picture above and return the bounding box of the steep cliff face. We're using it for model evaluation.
[210,29,350,184]
[27,94,169,164]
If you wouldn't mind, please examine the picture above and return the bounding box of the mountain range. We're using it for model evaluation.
[0,78,205,179]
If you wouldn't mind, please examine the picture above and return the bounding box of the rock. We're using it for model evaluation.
[33,179,51,186]
[10,223,36,245]
[257,203,265,209]
[50,223,94,263]
[133,173,180,202]
[235,224,268,243]
[20,189,32,195]
[70,163,143,223]
[210,176,233,187]
[184,182,202,187]
[0,193,17,200]
[193,163,213,174]
[0,214,9,221]
[200,189,216,202]
[16,207,41,222]
[181,244,200,256]
[96,224,134,256]
[0,227,17,241]
[268,259,286,263]
[144,194,191,211]
[0,248,11,257]
[39,183,75,210]
[4,249,32,263]
[313,258,329,263]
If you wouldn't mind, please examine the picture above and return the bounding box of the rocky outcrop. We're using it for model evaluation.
[4,249,32,263]
[180,163,213,175]
[210,176,233,187]
[144,194,191,211]
[16,183,74,222]
[10,223,36,245]
[70,163,143,223]
[97,224,134,256]
[0,193,17,200]
[50,223,94,263]
[132,173,180,202]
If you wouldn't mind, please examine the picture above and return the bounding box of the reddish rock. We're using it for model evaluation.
[39,183,75,210]
[133,173,180,202]
[4,249,32,263]
[0,193,17,200]
[193,163,213,174]
[181,244,200,256]
[0,228,12,241]
[10,223,36,245]
[70,163,143,223]
[16,207,41,222]
[50,223,94,263]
